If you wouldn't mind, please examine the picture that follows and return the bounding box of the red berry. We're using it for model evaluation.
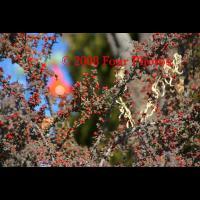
[95,83,100,89]
[102,86,108,90]
[91,75,97,79]
[28,57,33,62]
[41,63,46,68]
[83,72,89,76]
[152,73,157,78]
[191,84,198,91]
[6,133,14,140]
[0,121,4,127]
[75,82,81,87]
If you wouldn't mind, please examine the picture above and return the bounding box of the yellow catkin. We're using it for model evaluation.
[116,53,183,126]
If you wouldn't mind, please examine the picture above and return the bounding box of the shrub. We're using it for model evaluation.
[0,33,199,167]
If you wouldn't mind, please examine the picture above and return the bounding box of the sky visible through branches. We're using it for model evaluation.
[0,34,73,116]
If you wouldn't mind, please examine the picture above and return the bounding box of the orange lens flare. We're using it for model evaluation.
[48,79,72,97]
[48,65,72,97]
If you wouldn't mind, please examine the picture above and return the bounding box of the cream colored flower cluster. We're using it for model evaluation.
[116,53,183,128]
[141,53,183,122]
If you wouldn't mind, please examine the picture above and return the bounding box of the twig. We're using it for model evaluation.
[31,122,55,162]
